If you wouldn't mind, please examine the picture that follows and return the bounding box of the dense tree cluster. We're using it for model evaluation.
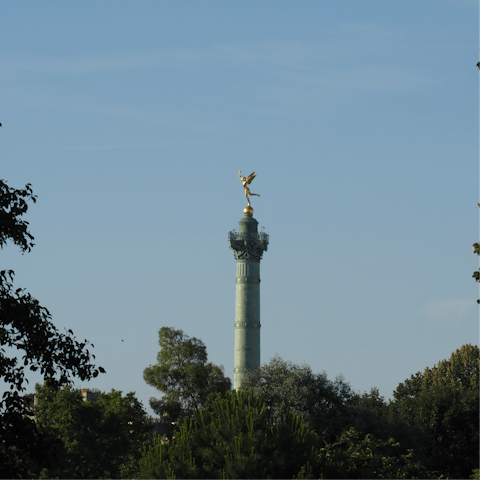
[139,389,320,479]
[34,384,154,479]
[138,388,428,479]
[239,355,429,467]
[142,330,478,479]
[390,344,479,478]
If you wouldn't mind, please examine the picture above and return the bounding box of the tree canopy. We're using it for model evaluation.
[138,389,321,479]
[35,384,154,479]
[240,354,353,440]
[390,344,479,478]
[140,329,453,478]
[346,387,427,466]
[143,326,231,435]
[139,389,428,479]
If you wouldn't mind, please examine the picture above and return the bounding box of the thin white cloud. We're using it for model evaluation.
[0,22,435,128]
[0,23,429,93]
[64,142,184,150]
[423,299,475,319]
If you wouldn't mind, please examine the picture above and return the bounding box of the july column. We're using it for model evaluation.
[228,209,269,390]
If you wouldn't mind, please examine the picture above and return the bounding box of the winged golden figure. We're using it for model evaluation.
[239,171,260,207]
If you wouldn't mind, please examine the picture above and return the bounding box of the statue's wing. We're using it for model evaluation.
[246,172,256,185]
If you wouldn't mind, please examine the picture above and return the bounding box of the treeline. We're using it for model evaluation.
[14,328,480,479]
[138,328,479,479]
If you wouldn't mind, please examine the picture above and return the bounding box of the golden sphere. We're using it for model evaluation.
[244,206,254,216]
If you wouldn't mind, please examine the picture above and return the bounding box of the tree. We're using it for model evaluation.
[0,179,104,478]
[138,389,320,479]
[473,229,479,303]
[34,383,154,479]
[390,344,479,478]
[240,354,353,441]
[143,327,231,435]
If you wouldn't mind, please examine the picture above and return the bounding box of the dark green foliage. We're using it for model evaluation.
[35,383,154,479]
[239,356,431,478]
[346,387,428,464]
[390,344,479,478]
[240,354,353,441]
[350,387,389,418]
[0,180,36,253]
[138,389,428,479]
[143,326,232,435]
[318,427,430,479]
[0,269,102,393]
[138,389,320,479]
[0,179,104,478]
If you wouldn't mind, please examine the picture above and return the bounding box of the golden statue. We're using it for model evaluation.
[239,171,260,208]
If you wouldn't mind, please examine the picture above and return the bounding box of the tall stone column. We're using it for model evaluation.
[228,208,269,390]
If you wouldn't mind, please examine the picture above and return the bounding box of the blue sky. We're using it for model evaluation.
[1,1,478,415]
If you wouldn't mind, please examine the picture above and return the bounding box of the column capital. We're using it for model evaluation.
[228,232,269,261]
[228,215,269,261]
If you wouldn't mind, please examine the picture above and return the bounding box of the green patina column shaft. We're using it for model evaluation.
[228,213,269,390]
